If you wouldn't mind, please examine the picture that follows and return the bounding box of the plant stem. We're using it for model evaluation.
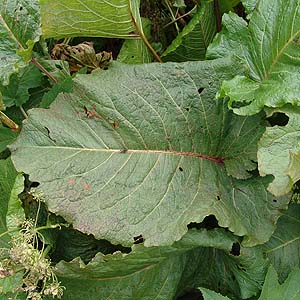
[129,4,163,63]
[20,106,28,119]
[214,0,222,32]
[0,111,20,131]
[31,57,58,84]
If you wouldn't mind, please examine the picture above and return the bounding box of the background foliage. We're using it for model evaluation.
[1,0,300,299]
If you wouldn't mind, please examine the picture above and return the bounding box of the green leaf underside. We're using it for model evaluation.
[55,229,268,300]
[162,2,216,62]
[39,0,141,39]
[257,265,300,300]
[262,204,300,282]
[0,0,41,85]
[208,0,300,115]
[0,158,18,248]
[10,60,288,247]
[257,106,300,196]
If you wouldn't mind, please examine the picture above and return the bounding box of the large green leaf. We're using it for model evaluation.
[257,265,300,300]
[219,0,240,13]
[1,63,44,108]
[0,0,41,85]
[200,288,231,300]
[162,2,216,62]
[0,158,18,247]
[55,229,268,300]
[261,204,300,282]
[257,106,300,196]
[40,0,141,39]
[241,0,258,15]
[207,0,300,115]
[10,60,288,247]
[0,126,18,153]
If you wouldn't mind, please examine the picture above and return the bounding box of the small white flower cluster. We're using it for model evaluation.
[1,219,65,299]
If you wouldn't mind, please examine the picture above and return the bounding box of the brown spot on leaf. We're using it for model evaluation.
[112,120,120,128]
[83,106,101,119]
[69,178,75,186]
[83,183,90,191]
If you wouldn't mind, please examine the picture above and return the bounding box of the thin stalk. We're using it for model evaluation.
[214,0,222,32]
[129,4,162,63]
[164,0,180,33]
[20,105,28,119]
[0,111,20,131]
[164,5,197,28]
[31,57,58,84]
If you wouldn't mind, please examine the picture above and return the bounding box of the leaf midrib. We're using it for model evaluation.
[0,15,23,50]
[263,29,300,80]
[18,146,225,164]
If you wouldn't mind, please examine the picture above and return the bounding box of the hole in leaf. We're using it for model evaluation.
[19,6,23,11]
[185,107,190,112]
[216,195,221,201]
[103,66,108,70]
[179,167,183,172]
[133,235,144,244]
[267,112,289,126]
[50,227,131,264]
[230,242,240,256]
[198,87,205,94]
[188,215,219,230]
[273,199,277,203]
[177,289,202,300]
[131,55,135,58]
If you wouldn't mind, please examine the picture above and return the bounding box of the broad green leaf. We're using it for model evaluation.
[51,227,130,264]
[261,204,300,282]
[0,271,24,295]
[0,158,18,247]
[10,60,287,247]
[0,127,18,153]
[206,12,248,60]
[117,18,153,64]
[200,288,231,300]
[241,0,258,15]
[219,0,240,13]
[162,2,216,62]
[258,265,300,300]
[0,0,41,85]
[208,0,300,115]
[6,173,24,233]
[40,0,141,39]
[1,63,43,108]
[289,151,300,184]
[0,93,3,110]
[55,229,268,300]
[40,76,73,109]
[257,106,300,196]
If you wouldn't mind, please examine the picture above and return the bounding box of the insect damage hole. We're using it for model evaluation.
[179,167,184,172]
[230,242,240,256]
[198,87,205,94]
[133,235,144,244]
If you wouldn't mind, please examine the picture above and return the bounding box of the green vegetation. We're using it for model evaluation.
[1,0,300,299]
